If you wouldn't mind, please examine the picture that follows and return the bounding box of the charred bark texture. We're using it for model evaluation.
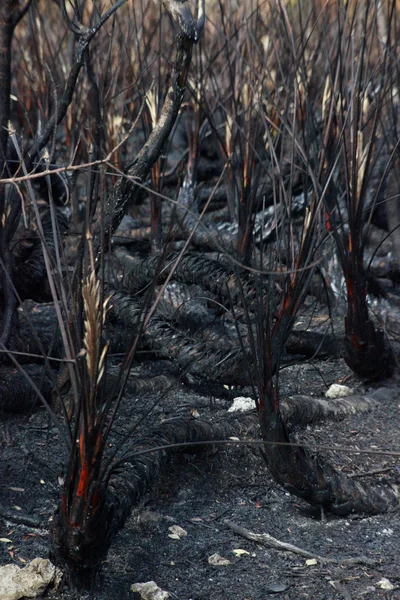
[344,314,395,381]
[110,289,248,384]
[280,391,379,426]
[125,252,252,306]
[344,259,395,381]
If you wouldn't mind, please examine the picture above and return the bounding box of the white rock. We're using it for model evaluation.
[130,581,170,599]
[168,525,187,539]
[0,558,62,600]
[208,553,231,566]
[227,396,254,413]
[377,578,394,590]
[325,384,354,399]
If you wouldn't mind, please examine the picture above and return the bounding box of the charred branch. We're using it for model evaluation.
[25,0,129,170]
[94,0,205,257]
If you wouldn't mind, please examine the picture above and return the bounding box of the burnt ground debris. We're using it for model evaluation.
[1,351,400,600]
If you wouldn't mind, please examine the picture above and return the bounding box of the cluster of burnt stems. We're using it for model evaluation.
[0,0,399,590]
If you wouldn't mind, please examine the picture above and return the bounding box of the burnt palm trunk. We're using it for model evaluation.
[257,294,399,516]
[50,417,232,586]
[343,246,395,380]
[320,0,396,382]
[259,385,400,515]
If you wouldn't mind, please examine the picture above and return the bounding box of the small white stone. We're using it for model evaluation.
[130,581,169,599]
[325,384,354,399]
[377,578,394,590]
[228,397,254,413]
[168,525,187,539]
[208,553,231,566]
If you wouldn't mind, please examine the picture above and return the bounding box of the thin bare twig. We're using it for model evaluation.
[224,519,375,566]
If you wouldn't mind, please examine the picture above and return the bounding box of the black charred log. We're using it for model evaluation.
[124,252,253,306]
[110,289,249,385]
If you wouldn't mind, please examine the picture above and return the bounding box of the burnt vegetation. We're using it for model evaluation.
[0,0,400,592]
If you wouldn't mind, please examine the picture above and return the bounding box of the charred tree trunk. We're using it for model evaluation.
[343,250,395,381]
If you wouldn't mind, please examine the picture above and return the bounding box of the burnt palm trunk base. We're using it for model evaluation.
[344,315,395,381]
[343,258,395,382]
[50,417,234,587]
[259,387,399,517]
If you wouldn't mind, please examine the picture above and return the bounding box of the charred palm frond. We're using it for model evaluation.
[321,1,395,381]
[109,281,340,380]
[124,252,258,305]
[175,179,239,254]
